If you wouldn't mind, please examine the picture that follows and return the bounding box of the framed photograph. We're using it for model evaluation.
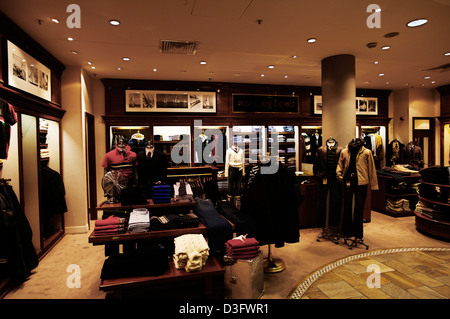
[313,95,377,115]
[356,97,378,115]
[313,95,322,114]
[7,40,51,102]
[125,90,216,113]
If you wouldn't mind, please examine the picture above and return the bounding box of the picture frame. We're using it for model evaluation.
[6,40,52,102]
[125,90,216,113]
[313,95,378,115]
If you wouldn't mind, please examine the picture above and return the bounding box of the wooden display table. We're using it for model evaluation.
[89,197,229,298]
[100,257,225,299]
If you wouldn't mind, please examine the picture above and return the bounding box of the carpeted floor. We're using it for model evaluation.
[3,211,450,299]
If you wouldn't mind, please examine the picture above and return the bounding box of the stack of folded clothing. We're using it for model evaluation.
[173,182,193,202]
[225,236,260,260]
[152,185,172,203]
[173,234,209,272]
[128,208,150,233]
[386,198,411,212]
[150,213,200,231]
[94,215,127,235]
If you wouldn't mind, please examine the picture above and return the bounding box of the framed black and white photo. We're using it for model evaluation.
[125,90,216,113]
[313,95,377,115]
[7,40,51,102]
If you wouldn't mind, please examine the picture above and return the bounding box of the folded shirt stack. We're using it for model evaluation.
[94,215,127,235]
[173,234,209,272]
[152,185,172,203]
[128,208,150,233]
[225,236,260,260]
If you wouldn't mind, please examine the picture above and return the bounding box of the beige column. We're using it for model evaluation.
[321,54,356,148]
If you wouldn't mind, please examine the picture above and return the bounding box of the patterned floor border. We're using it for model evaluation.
[287,247,450,299]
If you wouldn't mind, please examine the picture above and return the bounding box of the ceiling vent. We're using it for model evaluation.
[159,40,198,55]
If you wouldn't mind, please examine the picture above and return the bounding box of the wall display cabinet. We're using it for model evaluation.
[231,125,265,164]
[268,125,299,171]
[153,125,191,167]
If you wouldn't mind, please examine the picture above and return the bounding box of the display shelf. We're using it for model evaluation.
[415,179,450,240]
[371,173,420,217]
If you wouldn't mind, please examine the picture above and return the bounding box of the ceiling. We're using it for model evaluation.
[1,0,449,90]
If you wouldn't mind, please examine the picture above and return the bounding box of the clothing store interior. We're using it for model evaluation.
[1,1,450,306]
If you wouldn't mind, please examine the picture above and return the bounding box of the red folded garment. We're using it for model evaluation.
[225,237,259,249]
[94,224,125,231]
[95,216,126,227]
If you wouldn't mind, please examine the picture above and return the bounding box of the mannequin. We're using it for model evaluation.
[313,137,343,240]
[137,141,168,197]
[401,141,424,170]
[225,142,245,202]
[101,136,137,185]
[336,138,378,249]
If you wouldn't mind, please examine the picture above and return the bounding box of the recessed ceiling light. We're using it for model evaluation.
[109,20,120,26]
[122,57,130,61]
[407,18,428,27]
[307,38,316,43]
[381,45,390,50]
[267,65,275,69]
[68,37,74,41]
[51,18,60,23]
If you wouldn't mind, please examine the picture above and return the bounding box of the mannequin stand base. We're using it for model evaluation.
[263,257,286,273]
[344,237,369,250]
[316,228,340,245]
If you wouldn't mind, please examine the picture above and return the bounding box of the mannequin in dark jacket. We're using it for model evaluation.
[137,142,167,186]
[313,137,343,231]
[240,162,301,248]
[401,141,424,170]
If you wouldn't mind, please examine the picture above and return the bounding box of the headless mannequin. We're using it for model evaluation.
[313,137,343,242]
[336,138,377,249]
[225,143,245,204]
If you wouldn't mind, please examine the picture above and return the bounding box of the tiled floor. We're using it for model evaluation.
[289,248,450,299]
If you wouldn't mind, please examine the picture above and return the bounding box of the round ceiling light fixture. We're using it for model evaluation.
[406,18,428,27]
